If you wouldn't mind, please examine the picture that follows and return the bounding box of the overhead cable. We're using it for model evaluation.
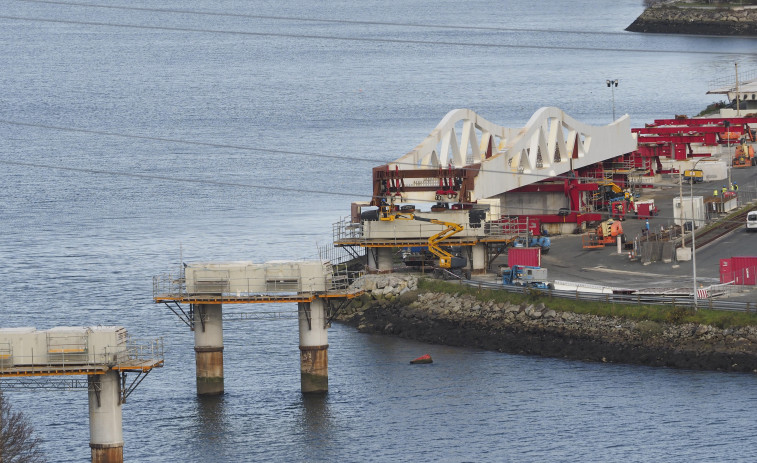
[0,14,753,56]
[0,158,752,226]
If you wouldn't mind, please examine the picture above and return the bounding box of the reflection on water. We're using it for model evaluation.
[186,393,232,462]
[299,393,333,458]
[195,394,226,441]
[301,393,330,433]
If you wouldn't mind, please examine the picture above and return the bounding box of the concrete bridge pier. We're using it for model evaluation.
[194,303,224,395]
[367,247,393,273]
[470,243,487,275]
[298,299,328,393]
[88,370,123,463]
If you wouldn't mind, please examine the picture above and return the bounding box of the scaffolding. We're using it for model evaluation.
[0,331,163,404]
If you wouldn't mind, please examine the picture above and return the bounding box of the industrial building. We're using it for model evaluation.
[334,104,757,275]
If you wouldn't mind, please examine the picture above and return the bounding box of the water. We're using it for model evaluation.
[2,0,757,461]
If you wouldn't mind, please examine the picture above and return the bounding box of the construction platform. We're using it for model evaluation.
[333,211,521,248]
[0,360,163,377]
[153,291,364,305]
[0,326,163,377]
[153,260,364,305]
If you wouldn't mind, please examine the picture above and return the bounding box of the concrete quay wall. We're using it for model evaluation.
[626,5,757,36]
[340,275,757,373]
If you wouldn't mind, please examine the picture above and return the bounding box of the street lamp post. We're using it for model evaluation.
[690,174,698,308]
[688,157,706,309]
[725,120,732,191]
[606,79,618,121]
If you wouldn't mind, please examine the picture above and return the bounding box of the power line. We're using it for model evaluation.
[0,14,753,56]
[12,0,639,37]
[2,117,756,200]
[0,119,380,164]
[0,159,359,198]
[0,118,636,185]
[1,158,752,227]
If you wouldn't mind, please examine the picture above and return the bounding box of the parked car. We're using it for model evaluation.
[747,211,757,232]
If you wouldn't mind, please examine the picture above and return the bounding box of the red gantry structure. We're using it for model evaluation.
[627,115,757,174]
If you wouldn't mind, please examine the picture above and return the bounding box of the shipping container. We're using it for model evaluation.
[720,258,732,284]
[719,257,757,285]
[673,196,705,228]
[732,256,757,285]
[507,247,541,267]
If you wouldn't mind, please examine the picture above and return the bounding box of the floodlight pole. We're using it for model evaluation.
[606,79,618,121]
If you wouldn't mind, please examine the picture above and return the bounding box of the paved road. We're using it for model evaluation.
[490,165,757,301]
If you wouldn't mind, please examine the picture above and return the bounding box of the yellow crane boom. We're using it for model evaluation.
[414,217,463,268]
[378,204,464,268]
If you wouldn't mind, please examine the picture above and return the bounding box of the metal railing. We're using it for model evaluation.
[461,279,757,312]
[0,343,11,368]
[121,337,164,367]
[153,269,363,299]
[333,216,364,242]
[0,336,164,370]
[332,216,524,244]
[153,272,185,298]
[737,189,757,207]
[708,69,757,91]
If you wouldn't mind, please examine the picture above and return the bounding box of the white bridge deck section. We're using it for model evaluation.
[153,261,363,304]
[362,210,483,240]
[183,261,336,295]
[0,326,163,375]
[389,107,638,201]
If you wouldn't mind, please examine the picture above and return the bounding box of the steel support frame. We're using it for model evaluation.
[0,377,95,390]
[301,302,312,330]
[1,371,152,406]
[119,370,151,404]
[367,247,379,269]
[323,298,350,327]
[163,301,193,328]
[339,244,364,261]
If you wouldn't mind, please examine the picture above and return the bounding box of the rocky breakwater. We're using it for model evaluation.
[626,4,757,36]
[340,275,757,372]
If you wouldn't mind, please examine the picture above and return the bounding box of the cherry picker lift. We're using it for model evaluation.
[378,200,468,272]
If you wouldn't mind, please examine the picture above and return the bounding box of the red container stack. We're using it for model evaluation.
[720,256,757,285]
[508,247,541,267]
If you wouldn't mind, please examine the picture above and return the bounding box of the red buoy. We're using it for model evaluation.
[410,354,433,364]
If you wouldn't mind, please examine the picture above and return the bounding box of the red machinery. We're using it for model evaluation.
[582,220,624,249]
[610,200,630,221]
[623,117,757,176]
[634,201,659,219]
[733,142,756,168]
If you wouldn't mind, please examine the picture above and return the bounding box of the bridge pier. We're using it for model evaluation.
[298,299,328,393]
[194,303,224,395]
[88,370,123,463]
[367,248,393,273]
[471,243,487,275]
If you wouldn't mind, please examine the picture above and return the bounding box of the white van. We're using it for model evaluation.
[748,211,757,232]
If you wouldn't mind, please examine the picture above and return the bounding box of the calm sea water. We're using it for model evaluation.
[2,0,757,461]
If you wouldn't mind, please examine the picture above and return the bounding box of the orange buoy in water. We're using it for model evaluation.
[410,354,433,364]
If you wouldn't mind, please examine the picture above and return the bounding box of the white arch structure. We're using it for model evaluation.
[388,107,638,201]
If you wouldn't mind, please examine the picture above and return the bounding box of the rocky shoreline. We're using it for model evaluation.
[626,4,757,36]
[338,275,757,373]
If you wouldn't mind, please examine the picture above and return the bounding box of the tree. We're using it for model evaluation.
[0,388,45,463]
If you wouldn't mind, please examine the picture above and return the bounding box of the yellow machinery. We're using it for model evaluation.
[379,203,463,268]
[597,180,623,194]
[683,169,703,183]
